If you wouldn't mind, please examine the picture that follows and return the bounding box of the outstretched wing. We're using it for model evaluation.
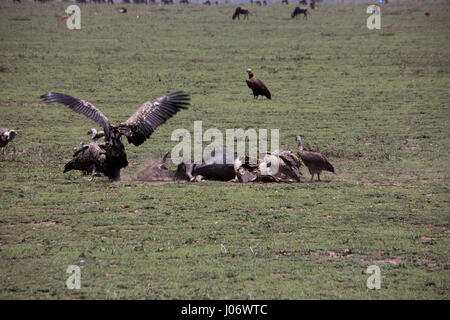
[40,92,111,137]
[119,91,190,146]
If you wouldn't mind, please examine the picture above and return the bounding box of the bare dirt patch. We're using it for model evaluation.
[313,250,354,259]
[27,221,57,227]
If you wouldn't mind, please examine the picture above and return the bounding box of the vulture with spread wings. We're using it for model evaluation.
[41,91,190,181]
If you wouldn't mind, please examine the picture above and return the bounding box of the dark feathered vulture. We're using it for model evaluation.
[64,142,106,177]
[41,91,190,181]
[296,135,335,181]
[0,128,16,148]
[246,68,271,100]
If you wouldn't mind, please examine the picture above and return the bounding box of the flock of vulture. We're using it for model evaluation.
[1,67,335,184]
[2,0,337,184]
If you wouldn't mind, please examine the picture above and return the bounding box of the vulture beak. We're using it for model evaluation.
[10,130,16,138]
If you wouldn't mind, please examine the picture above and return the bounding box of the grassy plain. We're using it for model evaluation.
[0,1,449,299]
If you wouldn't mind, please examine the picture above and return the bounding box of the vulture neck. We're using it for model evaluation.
[248,72,254,79]
[91,129,98,144]
[297,138,304,152]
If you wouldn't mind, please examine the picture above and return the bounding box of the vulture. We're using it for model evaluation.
[87,128,105,144]
[41,91,190,181]
[259,150,303,182]
[64,129,106,178]
[65,142,106,177]
[119,7,127,14]
[296,135,335,181]
[0,128,17,148]
[246,69,271,100]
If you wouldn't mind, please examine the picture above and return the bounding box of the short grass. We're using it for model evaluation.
[0,1,449,299]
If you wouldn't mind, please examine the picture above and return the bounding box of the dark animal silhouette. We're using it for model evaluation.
[119,7,127,13]
[299,0,307,4]
[255,0,262,5]
[310,0,315,9]
[281,0,289,4]
[41,91,189,182]
[232,7,249,20]
[203,0,211,5]
[246,68,271,100]
[138,150,236,182]
[292,7,308,19]
[296,136,335,181]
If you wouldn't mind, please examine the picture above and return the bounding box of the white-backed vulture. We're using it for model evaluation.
[64,142,106,177]
[246,69,271,100]
[41,91,190,181]
[296,135,335,181]
[87,128,105,144]
[0,128,17,148]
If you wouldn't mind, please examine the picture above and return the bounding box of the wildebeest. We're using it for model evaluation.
[139,149,303,183]
[255,0,262,5]
[138,150,236,182]
[232,7,249,20]
[299,0,307,5]
[203,0,211,5]
[291,7,308,19]
[281,0,289,4]
[310,0,315,9]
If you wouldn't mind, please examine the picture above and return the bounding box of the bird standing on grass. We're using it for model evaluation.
[41,91,190,181]
[296,135,335,181]
[245,69,271,100]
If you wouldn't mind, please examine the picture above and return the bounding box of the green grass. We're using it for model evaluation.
[0,1,449,299]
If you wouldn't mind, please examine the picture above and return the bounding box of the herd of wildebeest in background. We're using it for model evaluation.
[3,0,433,185]
[13,0,317,19]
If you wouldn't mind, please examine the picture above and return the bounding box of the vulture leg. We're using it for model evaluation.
[317,172,321,182]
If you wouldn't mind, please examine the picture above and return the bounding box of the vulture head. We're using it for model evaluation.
[246,68,254,78]
[6,130,16,142]
[0,128,17,148]
[87,128,105,144]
